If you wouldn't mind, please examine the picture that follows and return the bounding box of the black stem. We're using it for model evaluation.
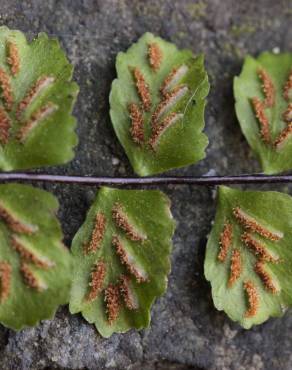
[0,173,292,186]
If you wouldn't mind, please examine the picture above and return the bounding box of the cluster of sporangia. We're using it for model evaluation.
[252,68,292,147]
[0,201,53,301]
[129,42,189,150]
[84,203,147,323]
[0,40,57,145]
[218,207,282,318]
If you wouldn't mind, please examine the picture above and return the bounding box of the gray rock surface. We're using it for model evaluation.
[0,0,292,369]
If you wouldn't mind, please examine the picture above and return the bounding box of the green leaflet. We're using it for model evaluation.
[205,186,292,328]
[234,52,292,174]
[69,187,175,337]
[0,184,72,330]
[0,26,79,170]
[109,32,209,176]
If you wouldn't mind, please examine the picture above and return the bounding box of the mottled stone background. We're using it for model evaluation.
[0,0,292,369]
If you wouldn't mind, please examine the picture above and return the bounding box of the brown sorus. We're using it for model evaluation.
[11,235,54,269]
[228,249,241,287]
[161,67,178,96]
[0,68,13,110]
[149,112,183,150]
[86,260,106,302]
[133,68,151,111]
[283,68,292,101]
[0,105,11,145]
[112,203,146,242]
[233,207,282,241]
[18,102,57,142]
[148,43,163,72]
[244,280,259,318]
[16,76,55,120]
[119,275,139,310]
[257,68,275,108]
[251,97,271,143]
[274,123,292,148]
[112,235,148,283]
[282,103,292,123]
[84,213,106,254]
[0,261,12,302]
[20,262,46,291]
[0,202,37,234]
[7,41,20,76]
[105,284,120,324]
[241,232,279,263]
[217,221,233,262]
[254,260,278,294]
[128,103,144,144]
